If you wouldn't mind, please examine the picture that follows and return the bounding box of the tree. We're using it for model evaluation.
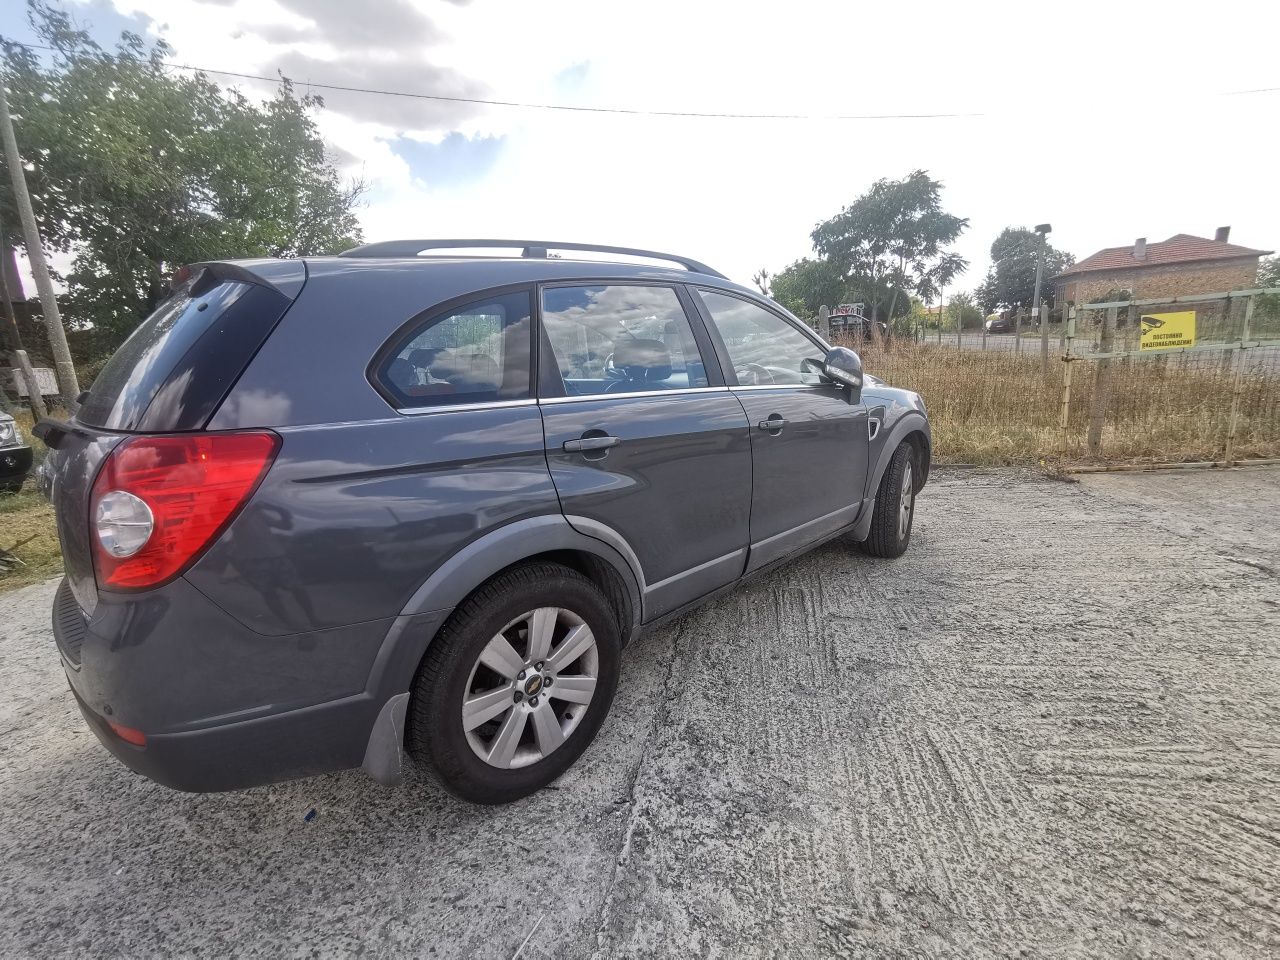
[975,227,1073,314]
[751,268,771,296]
[769,257,846,318]
[1,1,364,341]
[1256,255,1280,326]
[945,290,983,330]
[810,170,968,325]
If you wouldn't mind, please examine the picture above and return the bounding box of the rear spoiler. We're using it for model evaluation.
[32,418,89,450]
[187,259,307,300]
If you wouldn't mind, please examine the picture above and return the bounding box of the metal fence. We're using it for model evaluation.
[1059,289,1280,465]
[834,287,1280,467]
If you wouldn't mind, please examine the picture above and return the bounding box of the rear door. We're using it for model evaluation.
[538,282,751,619]
[692,288,870,573]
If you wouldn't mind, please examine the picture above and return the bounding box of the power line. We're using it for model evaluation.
[2,40,983,121]
[7,40,1278,120]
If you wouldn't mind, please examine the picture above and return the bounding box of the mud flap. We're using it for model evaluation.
[361,692,409,786]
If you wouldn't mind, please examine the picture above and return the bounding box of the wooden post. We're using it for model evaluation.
[956,299,962,350]
[1058,306,1076,458]
[1086,306,1117,457]
[818,305,830,341]
[1014,306,1022,353]
[1218,296,1236,376]
[1224,295,1254,465]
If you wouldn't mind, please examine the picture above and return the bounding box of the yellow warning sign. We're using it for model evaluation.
[1140,311,1196,351]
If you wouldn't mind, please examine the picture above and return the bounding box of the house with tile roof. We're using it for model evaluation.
[1055,228,1272,305]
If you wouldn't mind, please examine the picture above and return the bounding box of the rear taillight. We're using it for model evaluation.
[90,432,280,590]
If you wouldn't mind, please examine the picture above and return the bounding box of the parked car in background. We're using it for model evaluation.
[39,240,931,804]
[984,315,1014,334]
[0,409,33,492]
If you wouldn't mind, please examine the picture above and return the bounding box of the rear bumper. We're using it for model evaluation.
[52,575,418,792]
[68,682,380,792]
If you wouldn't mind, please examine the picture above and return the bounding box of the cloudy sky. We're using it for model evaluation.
[2,0,1278,294]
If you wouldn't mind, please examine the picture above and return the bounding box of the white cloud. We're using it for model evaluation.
[25,0,1280,298]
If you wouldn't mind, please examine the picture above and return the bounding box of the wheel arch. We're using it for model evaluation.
[853,412,931,541]
[364,514,641,715]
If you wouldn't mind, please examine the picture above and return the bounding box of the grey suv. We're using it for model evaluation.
[40,240,930,804]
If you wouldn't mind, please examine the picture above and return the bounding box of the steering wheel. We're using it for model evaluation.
[601,352,625,380]
[736,362,775,386]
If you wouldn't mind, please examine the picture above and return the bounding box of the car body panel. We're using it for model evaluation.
[541,392,753,619]
[186,407,558,636]
[731,385,871,572]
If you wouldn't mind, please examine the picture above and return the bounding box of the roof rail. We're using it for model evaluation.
[336,239,727,279]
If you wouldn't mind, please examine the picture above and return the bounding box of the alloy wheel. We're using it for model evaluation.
[461,607,599,769]
[899,460,914,541]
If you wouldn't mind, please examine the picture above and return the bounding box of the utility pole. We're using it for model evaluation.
[1032,223,1052,374]
[0,75,79,402]
[0,210,45,419]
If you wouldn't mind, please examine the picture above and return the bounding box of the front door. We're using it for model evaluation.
[538,282,752,619]
[693,288,871,573]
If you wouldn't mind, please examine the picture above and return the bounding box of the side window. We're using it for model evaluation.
[698,290,825,386]
[541,285,710,396]
[376,290,532,408]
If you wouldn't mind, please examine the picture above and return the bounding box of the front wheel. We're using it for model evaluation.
[856,442,917,558]
[407,562,621,804]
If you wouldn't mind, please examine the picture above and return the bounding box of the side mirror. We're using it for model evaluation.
[819,346,863,399]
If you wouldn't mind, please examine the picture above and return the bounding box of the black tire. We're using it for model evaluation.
[857,442,917,559]
[407,561,621,804]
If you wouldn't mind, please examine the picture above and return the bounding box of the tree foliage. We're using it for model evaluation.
[1257,255,1280,326]
[975,226,1073,313]
[810,170,967,324]
[945,290,983,331]
[769,257,846,318]
[1,1,364,339]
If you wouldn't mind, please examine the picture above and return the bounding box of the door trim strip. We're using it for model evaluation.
[540,386,730,405]
[644,548,746,594]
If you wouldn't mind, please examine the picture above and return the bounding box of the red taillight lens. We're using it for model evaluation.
[90,432,280,590]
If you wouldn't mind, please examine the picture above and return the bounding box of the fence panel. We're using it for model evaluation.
[1062,290,1280,465]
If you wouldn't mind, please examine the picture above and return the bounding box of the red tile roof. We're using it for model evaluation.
[1058,234,1272,277]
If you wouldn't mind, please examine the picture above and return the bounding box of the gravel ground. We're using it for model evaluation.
[1,467,1277,958]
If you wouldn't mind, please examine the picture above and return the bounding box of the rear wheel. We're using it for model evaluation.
[857,442,917,558]
[408,562,621,804]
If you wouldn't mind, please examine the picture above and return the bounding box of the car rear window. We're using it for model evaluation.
[78,270,291,432]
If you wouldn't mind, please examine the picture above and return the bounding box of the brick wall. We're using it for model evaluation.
[1056,257,1260,305]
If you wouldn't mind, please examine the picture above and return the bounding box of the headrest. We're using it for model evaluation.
[612,338,671,381]
[408,347,441,369]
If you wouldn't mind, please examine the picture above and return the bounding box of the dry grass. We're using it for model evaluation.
[852,339,1280,466]
[0,489,63,591]
[0,407,62,592]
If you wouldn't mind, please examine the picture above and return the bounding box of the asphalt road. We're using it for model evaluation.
[2,467,1278,958]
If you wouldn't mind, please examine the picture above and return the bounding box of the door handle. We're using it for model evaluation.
[758,418,788,433]
[563,435,621,452]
